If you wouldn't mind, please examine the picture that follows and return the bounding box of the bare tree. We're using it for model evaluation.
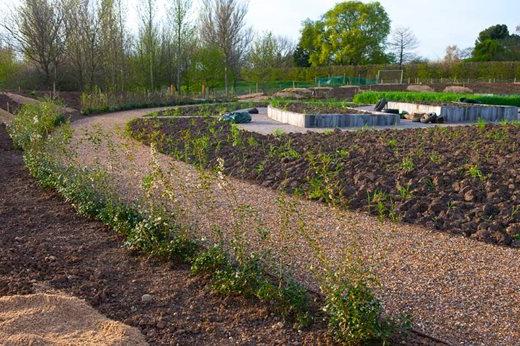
[444,45,460,64]
[169,0,194,91]
[2,0,66,88]
[200,0,251,94]
[137,0,160,90]
[248,33,293,69]
[62,0,101,90]
[443,45,473,64]
[388,26,419,67]
[98,0,128,91]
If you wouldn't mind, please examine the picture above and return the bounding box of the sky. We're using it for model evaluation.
[2,0,520,60]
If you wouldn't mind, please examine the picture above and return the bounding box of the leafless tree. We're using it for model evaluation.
[137,0,160,90]
[98,0,129,91]
[388,26,419,67]
[168,0,194,91]
[62,0,101,90]
[444,45,460,64]
[2,0,67,88]
[443,45,471,64]
[248,32,293,69]
[200,0,251,94]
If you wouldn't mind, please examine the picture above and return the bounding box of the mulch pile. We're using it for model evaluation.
[129,117,520,247]
[0,293,147,345]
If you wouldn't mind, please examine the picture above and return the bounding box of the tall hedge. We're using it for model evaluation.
[241,61,520,83]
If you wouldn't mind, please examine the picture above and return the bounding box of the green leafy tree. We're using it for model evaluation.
[472,24,520,61]
[293,45,310,67]
[0,43,19,87]
[187,45,226,91]
[297,1,391,66]
[200,0,251,94]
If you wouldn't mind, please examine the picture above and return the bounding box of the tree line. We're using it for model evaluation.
[0,0,519,92]
[0,0,293,92]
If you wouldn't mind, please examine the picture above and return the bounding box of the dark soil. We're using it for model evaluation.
[11,90,82,110]
[129,117,520,247]
[0,123,331,344]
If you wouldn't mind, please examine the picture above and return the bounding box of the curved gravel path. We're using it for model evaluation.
[69,109,520,346]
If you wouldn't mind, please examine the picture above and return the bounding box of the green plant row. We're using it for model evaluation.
[353,91,520,107]
[148,100,269,117]
[80,89,235,115]
[270,99,359,114]
[8,100,312,330]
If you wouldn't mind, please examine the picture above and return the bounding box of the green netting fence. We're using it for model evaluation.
[316,76,378,86]
[209,76,377,96]
[224,81,316,95]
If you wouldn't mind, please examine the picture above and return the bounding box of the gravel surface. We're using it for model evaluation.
[68,108,520,346]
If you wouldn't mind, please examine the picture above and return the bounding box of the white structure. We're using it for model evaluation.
[267,106,400,128]
[387,102,519,123]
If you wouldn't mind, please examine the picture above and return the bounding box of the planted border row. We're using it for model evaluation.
[353,91,520,107]
[127,116,520,247]
[147,101,269,117]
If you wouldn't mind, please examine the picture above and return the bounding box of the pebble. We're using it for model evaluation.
[141,294,153,303]
[272,321,284,329]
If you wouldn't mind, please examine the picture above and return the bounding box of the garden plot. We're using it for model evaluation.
[129,117,520,247]
[388,101,519,123]
[267,104,400,128]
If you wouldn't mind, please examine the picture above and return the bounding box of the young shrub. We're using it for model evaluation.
[125,212,198,262]
[191,245,229,275]
[8,101,65,150]
[323,277,400,344]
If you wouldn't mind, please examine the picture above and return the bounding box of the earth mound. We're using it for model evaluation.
[0,293,147,345]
